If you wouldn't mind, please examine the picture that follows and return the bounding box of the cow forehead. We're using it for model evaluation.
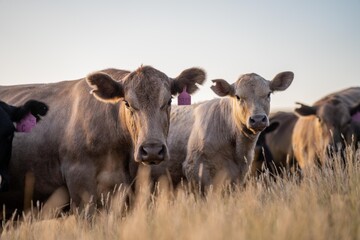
[125,87,170,109]
[123,67,171,107]
[124,66,171,89]
[235,74,270,97]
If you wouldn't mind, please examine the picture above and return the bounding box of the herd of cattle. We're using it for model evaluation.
[0,65,359,219]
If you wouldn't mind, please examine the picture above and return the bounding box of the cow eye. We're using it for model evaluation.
[161,98,172,110]
[236,95,244,104]
[267,92,272,101]
[124,100,130,108]
[124,100,138,111]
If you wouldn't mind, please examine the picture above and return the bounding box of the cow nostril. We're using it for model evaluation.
[140,146,148,157]
[158,145,165,157]
[249,115,267,124]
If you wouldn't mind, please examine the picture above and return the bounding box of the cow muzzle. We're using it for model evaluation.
[247,114,269,133]
[137,142,168,165]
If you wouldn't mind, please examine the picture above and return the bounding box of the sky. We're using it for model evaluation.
[0,0,359,110]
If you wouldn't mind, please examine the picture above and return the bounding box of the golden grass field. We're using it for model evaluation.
[1,145,360,240]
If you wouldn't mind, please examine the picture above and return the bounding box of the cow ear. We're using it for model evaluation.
[330,98,341,106]
[210,79,235,97]
[295,102,317,116]
[171,68,206,95]
[350,101,360,116]
[86,72,124,103]
[264,121,279,134]
[24,100,48,116]
[21,100,48,121]
[270,71,294,92]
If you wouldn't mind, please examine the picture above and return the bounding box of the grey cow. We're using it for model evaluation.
[151,71,294,191]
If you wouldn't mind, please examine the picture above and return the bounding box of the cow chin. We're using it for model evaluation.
[248,124,268,134]
[141,161,162,166]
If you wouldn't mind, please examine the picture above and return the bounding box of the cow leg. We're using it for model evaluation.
[64,154,132,217]
[41,186,70,219]
[235,156,253,186]
[0,173,35,220]
[63,162,97,217]
[183,156,212,194]
[23,171,35,212]
[67,183,96,218]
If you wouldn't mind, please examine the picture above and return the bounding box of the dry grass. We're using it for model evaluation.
[1,147,360,240]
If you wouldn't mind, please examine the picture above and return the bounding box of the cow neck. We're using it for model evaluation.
[233,123,258,180]
[230,109,259,168]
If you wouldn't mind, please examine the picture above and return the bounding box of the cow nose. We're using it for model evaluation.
[248,114,269,132]
[139,143,166,165]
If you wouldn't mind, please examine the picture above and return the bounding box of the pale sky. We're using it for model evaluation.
[0,0,359,109]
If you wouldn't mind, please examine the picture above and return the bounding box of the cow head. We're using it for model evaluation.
[0,100,48,191]
[211,71,294,134]
[350,101,360,122]
[86,66,205,165]
[341,101,360,147]
[295,99,359,156]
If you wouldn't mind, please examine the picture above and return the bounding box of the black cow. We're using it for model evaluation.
[0,99,48,192]
[251,121,279,177]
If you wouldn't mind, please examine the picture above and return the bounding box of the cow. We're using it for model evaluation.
[264,111,298,174]
[0,66,206,214]
[151,71,294,190]
[292,87,360,170]
[0,99,48,192]
[343,101,360,149]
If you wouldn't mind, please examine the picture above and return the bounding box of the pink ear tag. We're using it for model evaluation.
[178,87,191,105]
[16,113,37,133]
[352,111,360,122]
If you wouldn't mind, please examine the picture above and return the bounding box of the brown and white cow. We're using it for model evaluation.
[0,66,205,212]
[292,87,360,170]
[151,71,294,189]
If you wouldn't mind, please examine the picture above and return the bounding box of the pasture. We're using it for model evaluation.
[2,145,359,240]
